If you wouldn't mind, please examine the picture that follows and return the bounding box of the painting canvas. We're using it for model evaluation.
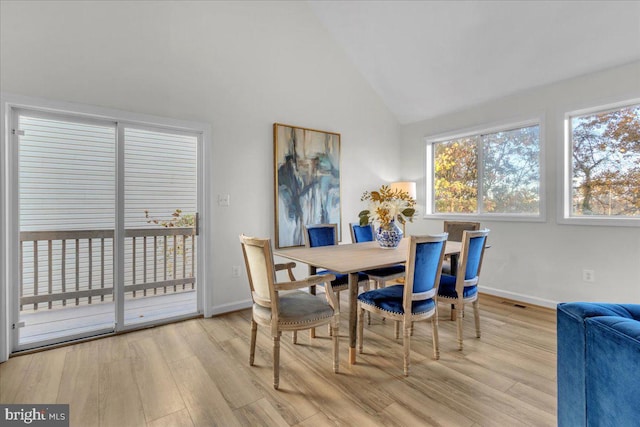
[274,123,341,248]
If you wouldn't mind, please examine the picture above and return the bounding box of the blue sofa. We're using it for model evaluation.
[557,302,640,426]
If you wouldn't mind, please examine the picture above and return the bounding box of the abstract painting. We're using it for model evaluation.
[274,123,341,248]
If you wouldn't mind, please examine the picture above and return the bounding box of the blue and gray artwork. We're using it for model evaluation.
[276,125,340,247]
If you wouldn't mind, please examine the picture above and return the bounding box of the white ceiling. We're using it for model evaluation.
[308,1,640,124]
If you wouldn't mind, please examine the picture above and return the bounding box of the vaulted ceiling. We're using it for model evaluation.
[308,1,640,124]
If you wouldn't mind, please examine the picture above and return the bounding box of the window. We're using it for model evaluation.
[563,101,640,225]
[426,120,542,219]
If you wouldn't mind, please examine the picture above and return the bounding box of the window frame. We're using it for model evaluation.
[560,99,640,227]
[424,116,546,222]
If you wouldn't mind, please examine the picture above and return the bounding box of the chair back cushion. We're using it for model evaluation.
[240,235,275,306]
[444,221,480,242]
[305,224,337,247]
[412,239,445,295]
[464,234,487,280]
[351,223,374,243]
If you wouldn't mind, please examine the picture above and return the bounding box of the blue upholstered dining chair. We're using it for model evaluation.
[303,224,370,305]
[350,223,406,289]
[357,234,448,376]
[441,221,481,275]
[438,229,489,351]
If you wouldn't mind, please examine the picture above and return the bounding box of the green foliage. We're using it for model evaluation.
[434,138,478,213]
[434,127,540,214]
[571,105,640,216]
[144,209,195,228]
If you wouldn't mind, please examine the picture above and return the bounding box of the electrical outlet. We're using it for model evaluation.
[582,269,595,282]
[232,265,241,278]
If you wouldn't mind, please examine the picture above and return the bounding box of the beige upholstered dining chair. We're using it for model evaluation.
[438,229,489,350]
[239,234,340,389]
[357,234,448,376]
[442,221,481,275]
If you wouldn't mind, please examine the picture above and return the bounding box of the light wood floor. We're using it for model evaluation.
[0,293,557,427]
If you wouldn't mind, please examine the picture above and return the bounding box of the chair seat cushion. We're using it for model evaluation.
[317,270,368,289]
[438,274,477,299]
[358,285,435,315]
[253,291,335,326]
[363,264,405,279]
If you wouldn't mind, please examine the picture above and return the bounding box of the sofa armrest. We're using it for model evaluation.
[557,302,640,426]
[585,316,640,425]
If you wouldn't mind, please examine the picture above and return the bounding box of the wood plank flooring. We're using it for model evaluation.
[0,294,557,427]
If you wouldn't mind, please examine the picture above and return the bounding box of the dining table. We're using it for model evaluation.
[274,237,462,365]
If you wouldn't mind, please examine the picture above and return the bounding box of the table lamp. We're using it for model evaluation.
[390,181,416,235]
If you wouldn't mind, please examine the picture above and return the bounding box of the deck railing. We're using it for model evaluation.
[19,227,196,311]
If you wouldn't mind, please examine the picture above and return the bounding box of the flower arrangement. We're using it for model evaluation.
[359,185,416,228]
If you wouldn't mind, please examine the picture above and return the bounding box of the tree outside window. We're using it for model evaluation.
[569,104,640,217]
[431,123,541,216]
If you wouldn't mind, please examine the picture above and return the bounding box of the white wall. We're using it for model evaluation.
[0,1,401,320]
[402,61,640,307]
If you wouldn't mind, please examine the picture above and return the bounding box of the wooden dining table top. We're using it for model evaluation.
[274,238,462,273]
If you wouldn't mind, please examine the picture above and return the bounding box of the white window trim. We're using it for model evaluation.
[559,98,640,227]
[424,115,546,222]
[0,92,212,360]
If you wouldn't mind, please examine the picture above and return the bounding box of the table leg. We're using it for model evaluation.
[348,272,359,364]
[449,254,459,321]
[310,265,317,339]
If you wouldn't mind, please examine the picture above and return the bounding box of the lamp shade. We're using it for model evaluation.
[390,181,416,200]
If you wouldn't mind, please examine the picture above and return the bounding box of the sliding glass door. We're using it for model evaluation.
[12,108,200,350]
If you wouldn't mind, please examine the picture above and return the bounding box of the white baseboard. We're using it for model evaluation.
[204,288,559,320]
[479,286,559,310]
[206,300,252,317]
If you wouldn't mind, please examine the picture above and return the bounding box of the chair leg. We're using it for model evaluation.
[403,320,411,376]
[310,286,317,339]
[358,305,365,354]
[332,318,340,373]
[273,332,281,389]
[456,302,464,351]
[378,280,386,323]
[329,291,341,335]
[473,299,481,338]
[395,321,400,339]
[249,319,257,366]
[292,331,297,344]
[431,313,440,360]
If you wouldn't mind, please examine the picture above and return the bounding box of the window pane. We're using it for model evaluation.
[482,125,540,214]
[19,115,116,231]
[570,104,640,217]
[434,137,478,213]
